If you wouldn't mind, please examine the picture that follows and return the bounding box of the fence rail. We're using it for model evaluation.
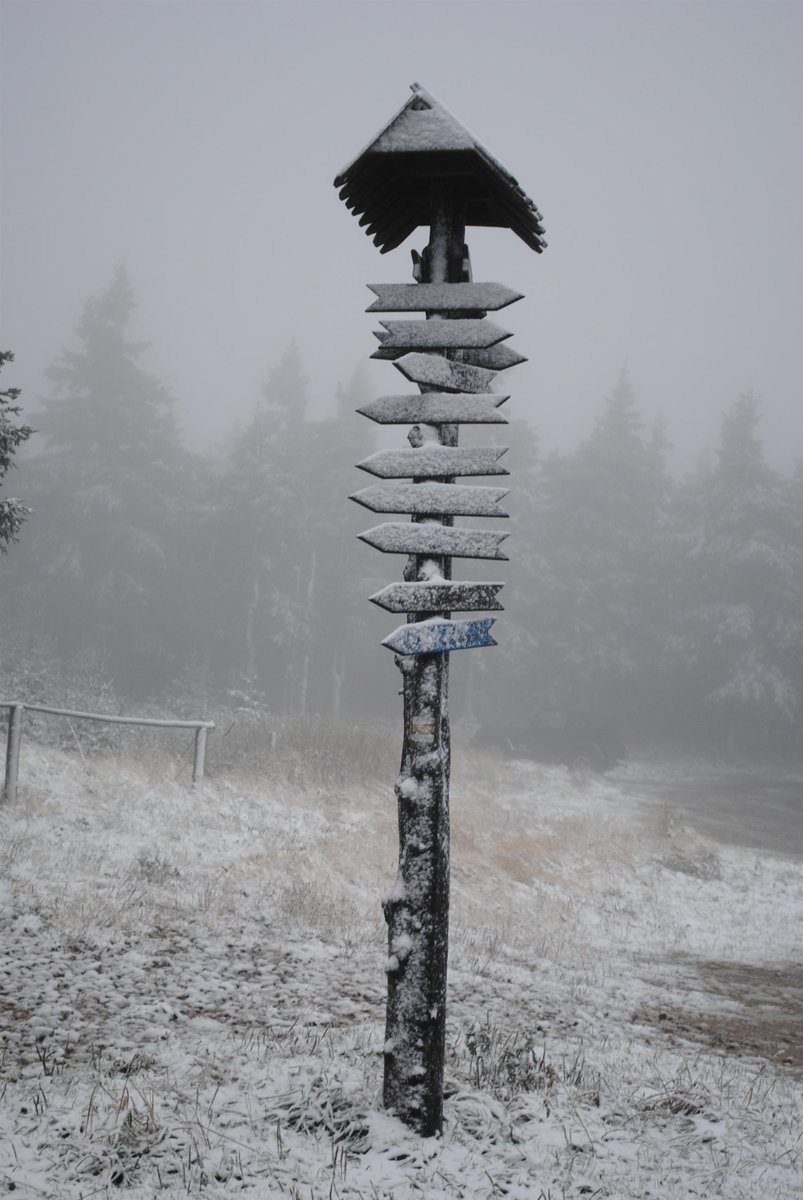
[1,701,215,803]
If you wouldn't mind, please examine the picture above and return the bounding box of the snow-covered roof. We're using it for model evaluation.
[334,83,547,254]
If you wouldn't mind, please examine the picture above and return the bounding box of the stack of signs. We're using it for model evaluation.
[351,281,524,655]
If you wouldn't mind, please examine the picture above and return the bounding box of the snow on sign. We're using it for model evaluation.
[351,482,509,517]
[372,336,526,368]
[366,281,523,312]
[375,318,511,351]
[357,446,508,479]
[370,581,504,613]
[357,392,509,425]
[393,352,498,394]
[382,617,496,655]
[336,81,545,1139]
[451,341,528,370]
[358,522,509,560]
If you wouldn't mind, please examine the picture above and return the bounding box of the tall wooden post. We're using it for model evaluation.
[335,83,546,1135]
[382,183,465,1134]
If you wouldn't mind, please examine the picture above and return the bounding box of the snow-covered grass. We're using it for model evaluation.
[1,738,801,1197]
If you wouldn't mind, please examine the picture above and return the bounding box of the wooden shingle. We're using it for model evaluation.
[334,84,547,254]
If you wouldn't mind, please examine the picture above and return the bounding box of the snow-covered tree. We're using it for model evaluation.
[301,363,384,717]
[213,344,313,710]
[0,351,33,551]
[470,414,543,725]
[533,370,671,714]
[669,391,802,748]
[20,264,192,695]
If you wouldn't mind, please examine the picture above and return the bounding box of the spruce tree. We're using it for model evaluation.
[304,363,382,717]
[0,351,33,551]
[23,264,190,696]
[214,344,312,711]
[671,391,801,749]
[535,370,671,715]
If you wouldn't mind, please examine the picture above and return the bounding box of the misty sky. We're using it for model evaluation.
[2,0,801,472]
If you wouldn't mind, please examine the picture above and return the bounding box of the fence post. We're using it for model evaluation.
[4,704,24,804]
[192,725,209,785]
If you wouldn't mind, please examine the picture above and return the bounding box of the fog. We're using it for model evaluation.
[2,1,803,758]
[2,1,802,470]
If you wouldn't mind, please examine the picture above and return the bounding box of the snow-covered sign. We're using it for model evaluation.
[367,282,523,312]
[357,446,508,479]
[336,81,545,1140]
[357,392,508,425]
[382,617,496,655]
[452,342,528,371]
[393,352,498,394]
[373,338,526,369]
[370,581,504,613]
[375,319,511,351]
[351,482,508,517]
[358,522,509,560]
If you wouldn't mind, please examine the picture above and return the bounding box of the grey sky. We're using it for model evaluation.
[2,0,801,471]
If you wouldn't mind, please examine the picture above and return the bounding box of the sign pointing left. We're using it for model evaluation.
[381,617,497,655]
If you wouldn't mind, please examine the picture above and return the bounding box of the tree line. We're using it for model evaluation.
[2,264,802,754]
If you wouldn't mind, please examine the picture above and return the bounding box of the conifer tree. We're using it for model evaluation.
[303,363,382,716]
[22,264,190,695]
[534,370,671,714]
[0,351,33,551]
[471,414,542,725]
[214,344,312,710]
[671,391,801,747]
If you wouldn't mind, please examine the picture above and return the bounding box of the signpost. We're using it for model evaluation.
[335,82,546,1137]
[366,281,523,313]
[393,352,499,394]
[356,393,509,425]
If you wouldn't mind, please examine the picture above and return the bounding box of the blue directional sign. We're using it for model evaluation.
[381,617,497,655]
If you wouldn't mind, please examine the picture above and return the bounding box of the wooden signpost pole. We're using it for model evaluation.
[335,83,546,1136]
[380,180,464,1135]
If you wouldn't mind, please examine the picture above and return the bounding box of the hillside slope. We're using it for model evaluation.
[1,741,801,1198]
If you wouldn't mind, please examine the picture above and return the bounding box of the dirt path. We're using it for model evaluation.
[636,958,803,1074]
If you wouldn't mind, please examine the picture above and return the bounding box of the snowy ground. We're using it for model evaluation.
[1,738,801,1198]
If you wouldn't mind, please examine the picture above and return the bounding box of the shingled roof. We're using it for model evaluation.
[334,84,547,255]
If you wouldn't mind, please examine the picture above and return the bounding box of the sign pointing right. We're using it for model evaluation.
[370,581,504,614]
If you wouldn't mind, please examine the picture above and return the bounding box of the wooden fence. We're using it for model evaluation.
[1,702,215,803]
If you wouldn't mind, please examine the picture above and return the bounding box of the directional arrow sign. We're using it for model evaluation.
[367,282,523,313]
[370,582,504,614]
[393,353,498,394]
[376,319,511,351]
[357,446,508,479]
[382,617,497,655]
[357,392,509,425]
[456,343,528,370]
[358,523,509,560]
[351,482,509,517]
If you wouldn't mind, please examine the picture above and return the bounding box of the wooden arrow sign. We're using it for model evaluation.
[357,446,508,479]
[357,392,508,425]
[367,282,523,313]
[370,581,504,614]
[456,343,528,370]
[376,319,511,351]
[382,617,497,655]
[358,523,509,560]
[351,482,509,517]
[393,353,498,394]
